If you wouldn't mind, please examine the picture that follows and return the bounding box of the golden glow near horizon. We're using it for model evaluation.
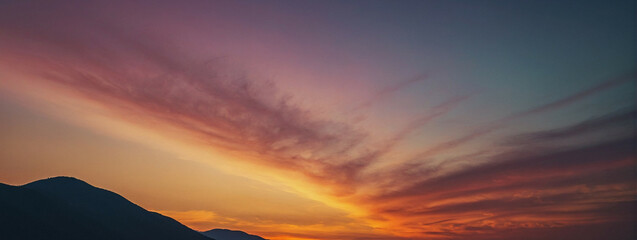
[0,72,391,239]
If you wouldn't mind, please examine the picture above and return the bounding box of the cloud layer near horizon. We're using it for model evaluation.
[0,1,635,239]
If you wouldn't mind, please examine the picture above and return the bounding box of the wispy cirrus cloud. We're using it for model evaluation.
[407,73,635,162]
[0,5,376,192]
[506,108,636,145]
[351,74,428,111]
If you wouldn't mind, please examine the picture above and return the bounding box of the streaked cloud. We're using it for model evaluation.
[0,1,634,240]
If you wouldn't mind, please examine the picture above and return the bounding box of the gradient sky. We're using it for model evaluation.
[0,0,635,239]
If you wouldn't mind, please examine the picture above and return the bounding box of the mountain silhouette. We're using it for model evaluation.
[0,176,212,240]
[202,229,267,240]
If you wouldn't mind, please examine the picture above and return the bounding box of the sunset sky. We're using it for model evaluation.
[0,0,635,239]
